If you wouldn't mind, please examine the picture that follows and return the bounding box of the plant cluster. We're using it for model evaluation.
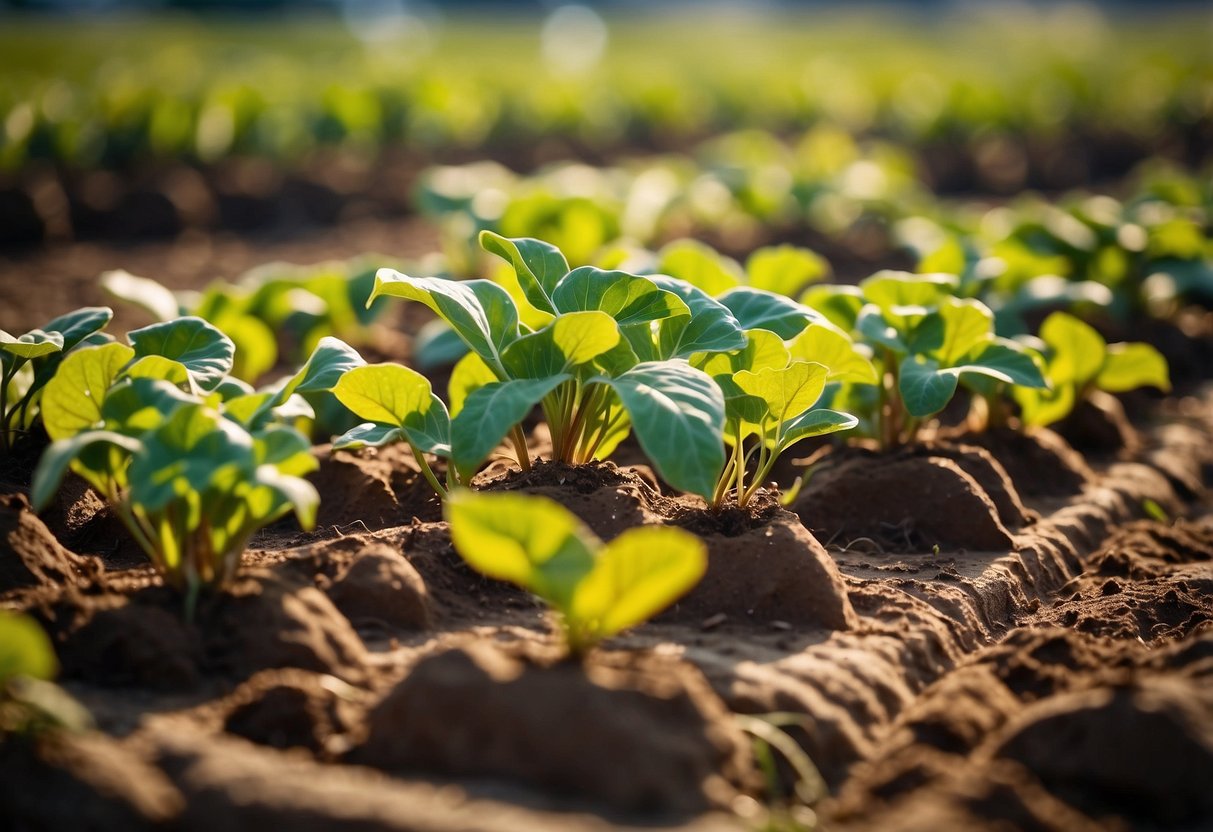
[29,316,361,614]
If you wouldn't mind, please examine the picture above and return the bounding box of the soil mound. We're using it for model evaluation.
[49,572,370,690]
[795,449,1016,552]
[349,642,757,814]
[222,668,364,756]
[662,509,858,630]
[959,427,1093,498]
[324,544,432,632]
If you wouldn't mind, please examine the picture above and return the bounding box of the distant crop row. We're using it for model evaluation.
[1,12,1210,171]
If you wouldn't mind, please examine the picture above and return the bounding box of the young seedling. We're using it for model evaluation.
[30,331,335,617]
[811,271,1048,449]
[695,327,864,508]
[367,233,740,500]
[1013,311,1170,427]
[1,307,112,454]
[446,490,706,655]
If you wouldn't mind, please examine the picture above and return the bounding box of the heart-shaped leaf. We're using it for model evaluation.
[128,316,235,392]
[551,267,689,326]
[480,231,569,315]
[502,311,620,379]
[1097,342,1170,393]
[446,490,597,609]
[370,271,519,370]
[598,361,724,499]
[40,342,135,441]
[718,287,819,339]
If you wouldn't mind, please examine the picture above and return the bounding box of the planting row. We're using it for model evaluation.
[3,233,1171,619]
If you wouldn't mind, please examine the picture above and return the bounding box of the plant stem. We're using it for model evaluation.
[510,424,531,471]
[408,441,448,499]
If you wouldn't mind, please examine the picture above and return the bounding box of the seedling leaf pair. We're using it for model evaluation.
[447,490,706,654]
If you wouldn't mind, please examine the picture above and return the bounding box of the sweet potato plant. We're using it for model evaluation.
[446,490,705,655]
[27,322,360,616]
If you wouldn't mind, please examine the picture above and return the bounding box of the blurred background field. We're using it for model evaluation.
[1,1,1210,349]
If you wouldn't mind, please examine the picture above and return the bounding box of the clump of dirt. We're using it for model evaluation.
[795,448,1016,552]
[667,489,784,537]
[221,668,364,756]
[0,492,96,593]
[477,457,642,495]
[349,642,758,814]
[324,543,432,632]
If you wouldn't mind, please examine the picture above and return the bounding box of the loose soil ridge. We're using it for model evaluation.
[1,387,1212,830]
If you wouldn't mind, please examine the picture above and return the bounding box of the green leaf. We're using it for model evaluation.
[657,239,742,296]
[0,611,58,683]
[128,405,253,513]
[1097,343,1170,393]
[40,342,135,441]
[648,276,747,360]
[801,284,864,331]
[414,321,470,370]
[695,328,791,378]
[502,311,620,379]
[479,231,569,315]
[332,422,403,450]
[333,363,437,428]
[43,307,114,352]
[1039,312,1106,387]
[214,313,278,383]
[1014,383,1077,428]
[568,526,706,642]
[369,271,518,369]
[100,378,197,433]
[448,351,498,418]
[128,316,235,392]
[450,375,568,477]
[101,270,180,322]
[599,361,725,499]
[777,408,858,450]
[933,297,996,365]
[964,339,1048,389]
[718,287,818,339]
[787,325,878,384]
[898,357,959,418]
[31,430,142,511]
[445,490,597,609]
[277,336,366,401]
[856,306,907,353]
[551,267,689,326]
[123,354,192,387]
[746,245,828,297]
[861,271,958,315]
[735,360,829,425]
[1,329,64,360]
[252,464,320,531]
[332,363,452,455]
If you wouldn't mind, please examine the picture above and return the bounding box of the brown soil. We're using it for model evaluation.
[2,380,1213,829]
[794,447,1017,552]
